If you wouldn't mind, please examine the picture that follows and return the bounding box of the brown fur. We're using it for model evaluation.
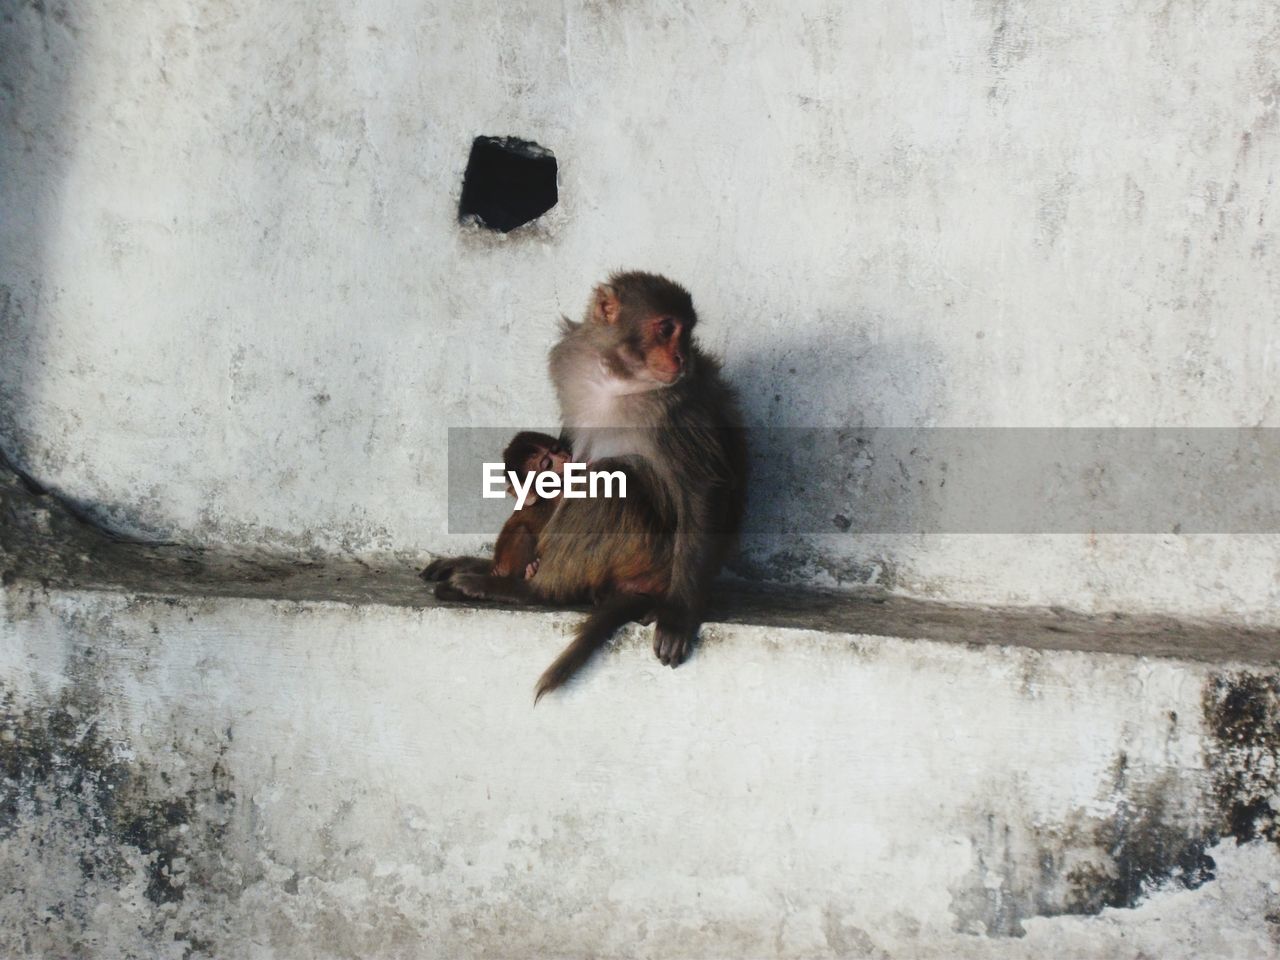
[489,432,566,579]
[425,272,747,701]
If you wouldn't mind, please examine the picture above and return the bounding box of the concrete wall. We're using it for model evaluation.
[3,0,1280,618]
[4,583,1279,958]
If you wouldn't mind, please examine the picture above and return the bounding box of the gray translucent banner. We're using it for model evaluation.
[447,428,1280,534]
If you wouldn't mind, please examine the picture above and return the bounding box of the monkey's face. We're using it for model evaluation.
[582,276,698,391]
[502,432,570,499]
[609,313,692,388]
[533,442,570,477]
[640,314,688,385]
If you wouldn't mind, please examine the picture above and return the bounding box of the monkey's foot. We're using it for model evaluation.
[421,556,488,582]
[420,558,455,582]
[524,559,539,580]
[653,619,695,667]
[438,572,489,600]
[434,576,488,602]
[434,580,465,601]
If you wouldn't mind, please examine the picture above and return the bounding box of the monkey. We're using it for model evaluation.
[423,271,747,701]
[490,431,570,580]
[417,431,569,584]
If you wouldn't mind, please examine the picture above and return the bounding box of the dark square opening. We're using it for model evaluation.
[458,136,558,233]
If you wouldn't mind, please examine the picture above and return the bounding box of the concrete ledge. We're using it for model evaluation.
[4,457,1280,957]
[4,455,1278,667]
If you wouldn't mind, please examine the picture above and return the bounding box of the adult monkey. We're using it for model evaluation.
[424,271,746,700]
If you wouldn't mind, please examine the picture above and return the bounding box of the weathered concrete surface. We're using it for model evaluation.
[4,582,1280,959]
[4,454,1280,958]
[4,2,1280,955]
[3,0,1280,620]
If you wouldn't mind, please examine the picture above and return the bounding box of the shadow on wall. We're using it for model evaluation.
[725,323,947,589]
[0,0,80,482]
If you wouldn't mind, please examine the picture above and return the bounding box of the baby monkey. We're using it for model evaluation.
[490,431,570,580]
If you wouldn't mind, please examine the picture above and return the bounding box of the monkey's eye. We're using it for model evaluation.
[657,318,677,340]
[538,455,552,471]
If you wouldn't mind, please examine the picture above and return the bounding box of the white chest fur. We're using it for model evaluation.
[560,371,654,462]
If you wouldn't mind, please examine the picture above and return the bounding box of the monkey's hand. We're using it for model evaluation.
[653,609,698,667]
[525,559,539,580]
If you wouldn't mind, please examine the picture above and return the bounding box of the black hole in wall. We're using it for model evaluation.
[458,136,558,233]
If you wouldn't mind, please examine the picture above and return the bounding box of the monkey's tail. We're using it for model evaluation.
[534,593,652,703]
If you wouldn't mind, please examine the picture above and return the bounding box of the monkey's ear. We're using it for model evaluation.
[590,284,621,325]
